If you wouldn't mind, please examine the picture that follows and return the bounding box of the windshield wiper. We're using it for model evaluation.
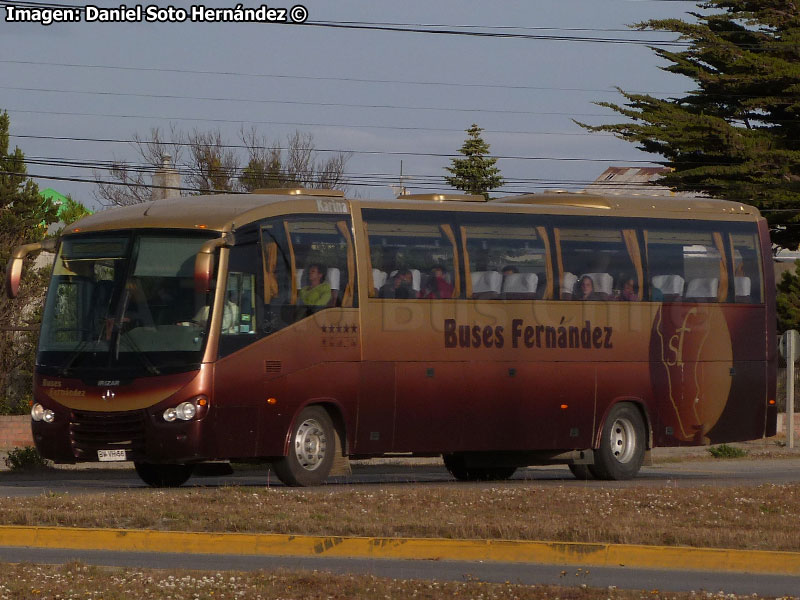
[116,330,161,376]
[58,339,91,376]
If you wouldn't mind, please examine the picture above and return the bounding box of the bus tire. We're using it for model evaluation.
[134,462,194,488]
[272,406,335,487]
[591,403,646,481]
[443,454,517,481]
[568,463,594,480]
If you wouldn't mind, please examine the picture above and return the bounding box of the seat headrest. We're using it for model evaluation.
[327,267,341,290]
[735,276,751,296]
[471,270,502,294]
[686,277,719,298]
[502,272,538,294]
[652,274,685,296]
[372,269,387,290]
[561,272,577,294]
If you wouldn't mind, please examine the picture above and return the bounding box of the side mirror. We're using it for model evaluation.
[5,238,57,299]
[194,234,233,294]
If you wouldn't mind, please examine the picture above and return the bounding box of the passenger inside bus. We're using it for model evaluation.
[618,277,639,301]
[298,264,332,307]
[422,265,454,299]
[379,269,416,299]
[575,275,602,301]
[502,265,518,277]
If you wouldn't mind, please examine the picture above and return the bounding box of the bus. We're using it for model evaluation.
[6,189,777,487]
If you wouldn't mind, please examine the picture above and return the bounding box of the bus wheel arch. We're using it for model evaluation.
[590,400,648,481]
[273,402,342,487]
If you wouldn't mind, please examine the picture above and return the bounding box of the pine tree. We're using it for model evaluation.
[444,124,503,200]
[0,111,57,412]
[578,1,800,248]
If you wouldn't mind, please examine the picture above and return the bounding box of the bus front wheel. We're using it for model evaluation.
[134,462,194,488]
[591,403,646,481]
[272,406,335,487]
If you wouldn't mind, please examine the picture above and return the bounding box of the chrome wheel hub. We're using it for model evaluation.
[293,418,327,471]
[609,417,636,464]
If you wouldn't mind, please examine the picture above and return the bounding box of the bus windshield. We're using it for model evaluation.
[38,231,218,378]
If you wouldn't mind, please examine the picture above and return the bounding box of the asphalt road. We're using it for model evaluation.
[0,546,798,597]
[1,455,799,496]
[1,454,798,596]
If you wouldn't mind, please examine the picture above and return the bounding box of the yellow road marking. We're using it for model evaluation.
[0,526,798,575]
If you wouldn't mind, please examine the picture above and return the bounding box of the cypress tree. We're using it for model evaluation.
[579,1,800,248]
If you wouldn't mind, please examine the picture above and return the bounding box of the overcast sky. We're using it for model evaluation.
[0,0,701,207]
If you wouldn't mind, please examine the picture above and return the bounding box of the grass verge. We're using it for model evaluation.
[0,562,795,600]
[1,484,798,551]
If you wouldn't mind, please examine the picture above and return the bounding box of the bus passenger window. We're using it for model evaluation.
[730,232,763,304]
[646,230,730,302]
[365,218,458,299]
[555,227,641,301]
[259,217,355,333]
[460,222,550,300]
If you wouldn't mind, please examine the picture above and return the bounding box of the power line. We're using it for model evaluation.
[24,154,671,187]
[0,58,684,96]
[0,84,619,119]
[0,2,689,46]
[297,20,690,47]
[0,92,612,118]
[9,133,662,163]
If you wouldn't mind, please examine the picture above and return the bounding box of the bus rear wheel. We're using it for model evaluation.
[443,454,517,481]
[272,406,335,487]
[591,403,646,481]
[134,462,194,488]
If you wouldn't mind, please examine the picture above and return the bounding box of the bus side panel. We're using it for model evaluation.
[459,361,596,451]
[213,309,361,459]
[393,362,468,452]
[354,361,396,454]
[213,346,263,458]
[706,305,768,442]
[649,302,769,445]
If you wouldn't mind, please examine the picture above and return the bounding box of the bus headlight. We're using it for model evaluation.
[162,397,205,422]
[31,403,44,422]
[175,402,196,421]
[42,410,55,423]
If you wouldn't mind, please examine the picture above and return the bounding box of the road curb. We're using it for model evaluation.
[1,526,799,575]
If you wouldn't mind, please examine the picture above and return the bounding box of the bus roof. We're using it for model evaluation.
[64,190,761,236]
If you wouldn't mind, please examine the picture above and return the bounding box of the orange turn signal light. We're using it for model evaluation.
[197,398,208,407]
[560,404,569,410]
[768,399,776,405]
[195,224,208,229]
[267,397,277,405]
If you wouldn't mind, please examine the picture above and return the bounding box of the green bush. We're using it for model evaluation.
[4,446,49,471]
[707,444,748,459]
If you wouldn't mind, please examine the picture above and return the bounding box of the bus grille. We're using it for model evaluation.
[69,409,147,459]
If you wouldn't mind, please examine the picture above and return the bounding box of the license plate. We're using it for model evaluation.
[97,449,127,462]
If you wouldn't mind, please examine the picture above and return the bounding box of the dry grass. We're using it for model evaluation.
[1,484,799,551]
[0,562,794,600]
